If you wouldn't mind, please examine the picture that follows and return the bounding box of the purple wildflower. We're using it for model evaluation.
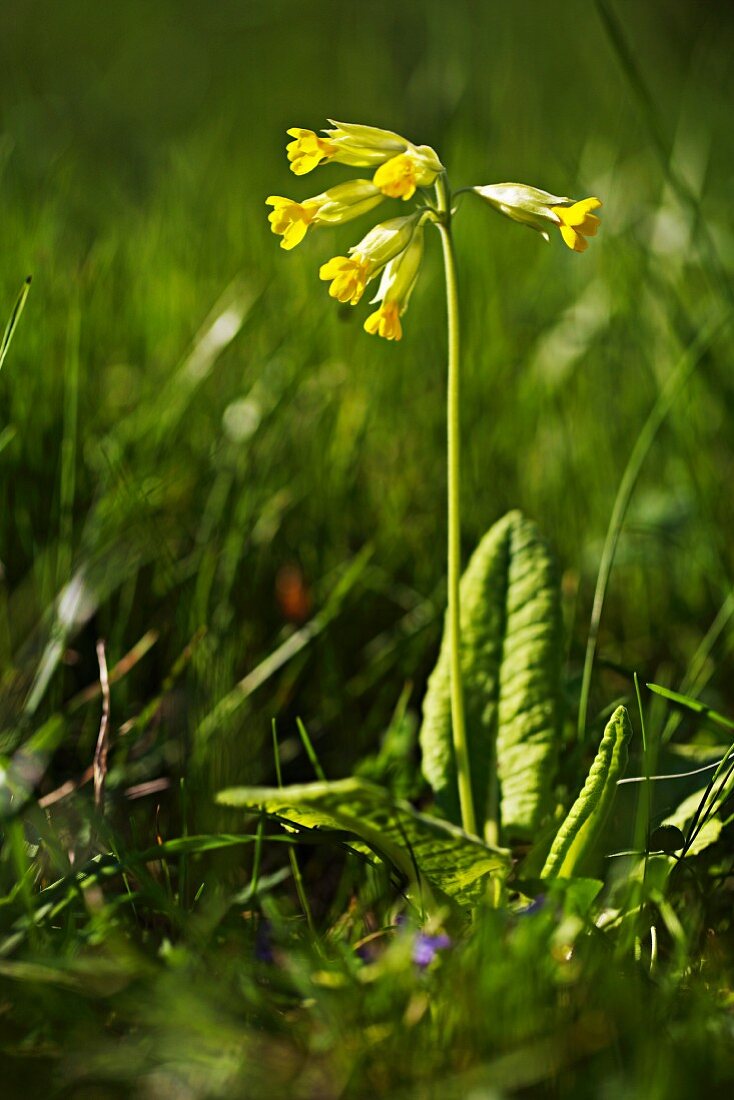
[412,932,451,968]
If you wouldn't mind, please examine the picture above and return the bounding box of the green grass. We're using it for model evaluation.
[2,1,734,1095]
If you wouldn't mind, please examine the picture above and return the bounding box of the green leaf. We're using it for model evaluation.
[542,706,632,879]
[217,777,509,908]
[647,682,734,732]
[420,510,562,839]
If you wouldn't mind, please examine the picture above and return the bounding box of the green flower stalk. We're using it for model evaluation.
[433,171,477,836]
[265,119,603,837]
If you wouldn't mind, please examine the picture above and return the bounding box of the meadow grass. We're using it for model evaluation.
[1,1,734,1095]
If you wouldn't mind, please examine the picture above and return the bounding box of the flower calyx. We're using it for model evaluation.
[266,180,384,250]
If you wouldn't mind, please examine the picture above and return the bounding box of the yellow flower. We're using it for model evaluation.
[373,152,441,200]
[550,198,602,253]
[364,301,403,341]
[266,180,384,250]
[284,119,444,180]
[473,183,602,252]
[286,129,337,175]
[266,196,316,250]
[363,224,425,341]
[319,214,420,305]
[319,256,371,305]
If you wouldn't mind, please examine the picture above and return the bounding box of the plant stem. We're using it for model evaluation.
[435,174,477,838]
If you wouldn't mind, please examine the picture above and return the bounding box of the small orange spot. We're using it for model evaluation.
[276,564,312,623]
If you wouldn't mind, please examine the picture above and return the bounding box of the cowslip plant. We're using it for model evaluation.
[264,119,602,847]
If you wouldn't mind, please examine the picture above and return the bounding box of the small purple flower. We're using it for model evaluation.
[412,932,451,968]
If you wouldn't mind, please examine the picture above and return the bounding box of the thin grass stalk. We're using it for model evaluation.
[271,720,316,935]
[684,742,734,856]
[577,311,731,741]
[662,587,734,744]
[633,674,653,857]
[0,277,31,374]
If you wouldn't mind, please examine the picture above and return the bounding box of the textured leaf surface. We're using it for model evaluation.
[542,706,632,879]
[217,777,509,907]
[420,510,562,838]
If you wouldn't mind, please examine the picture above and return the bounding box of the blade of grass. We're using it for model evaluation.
[195,546,372,744]
[662,587,734,743]
[633,673,653,855]
[7,819,38,949]
[296,717,326,781]
[647,683,734,732]
[58,298,80,586]
[648,681,734,855]
[0,277,31,374]
[179,777,189,908]
[596,0,733,309]
[577,311,731,740]
[0,425,16,456]
[272,719,315,937]
[684,748,734,856]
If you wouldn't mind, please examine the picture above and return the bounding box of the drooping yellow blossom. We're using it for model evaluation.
[364,301,403,340]
[373,152,441,200]
[319,214,420,305]
[319,256,371,305]
[550,198,602,253]
[286,129,338,175]
[285,119,444,181]
[266,180,384,250]
[472,183,602,252]
[363,224,425,341]
[266,196,316,250]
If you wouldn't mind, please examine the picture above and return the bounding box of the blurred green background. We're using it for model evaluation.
[1,0,733,819]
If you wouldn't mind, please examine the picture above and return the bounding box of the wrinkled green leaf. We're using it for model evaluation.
[420,510,562,839]
[217,777,509,908]
[543,706,632,879]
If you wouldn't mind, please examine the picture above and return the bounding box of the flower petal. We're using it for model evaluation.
[373,154,418,200]
[285,128,336,175]
[557,197,602,227]
[578,213,600,236]
[364,303,402,340]
[280,218,310,250]
[319,256,351,280]
[559,224,588,252]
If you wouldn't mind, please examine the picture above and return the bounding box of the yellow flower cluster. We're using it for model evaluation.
[267,120,443,340]
[265,119,603,341]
